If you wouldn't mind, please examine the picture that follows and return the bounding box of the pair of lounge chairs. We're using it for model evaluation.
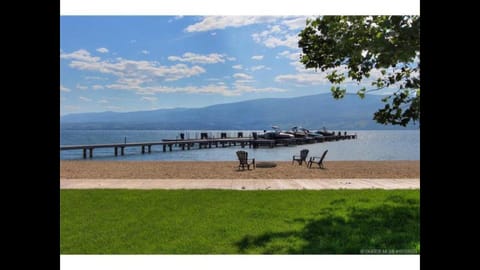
[292,149,328,169]
[236,149,327,170]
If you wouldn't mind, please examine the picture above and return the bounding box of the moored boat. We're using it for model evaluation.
[315,127,335,136]
[259,126,295,139]
[286,126,309,138]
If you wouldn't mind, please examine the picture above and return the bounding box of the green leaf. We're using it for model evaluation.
[331,86,346,99]
[357,87,366,99]
[326,71,345,84]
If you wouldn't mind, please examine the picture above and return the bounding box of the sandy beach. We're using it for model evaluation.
[60,160,419,179]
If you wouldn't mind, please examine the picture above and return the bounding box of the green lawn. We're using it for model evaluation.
[61,189,419,254]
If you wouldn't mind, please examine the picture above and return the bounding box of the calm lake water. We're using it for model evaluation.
[60,129,420,161]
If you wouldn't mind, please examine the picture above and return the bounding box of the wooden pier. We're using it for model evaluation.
[60,133,357,159]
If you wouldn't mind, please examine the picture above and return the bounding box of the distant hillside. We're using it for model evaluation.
[60,93,418,130]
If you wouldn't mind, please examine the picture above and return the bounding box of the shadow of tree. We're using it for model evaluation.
[235,197,419,254]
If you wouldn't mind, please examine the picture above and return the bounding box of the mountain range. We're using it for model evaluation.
[60,93,417,130]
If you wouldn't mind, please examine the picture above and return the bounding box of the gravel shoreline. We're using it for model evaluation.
[60,160,419,179]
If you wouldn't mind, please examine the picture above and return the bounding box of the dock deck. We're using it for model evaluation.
[60,134,357,159]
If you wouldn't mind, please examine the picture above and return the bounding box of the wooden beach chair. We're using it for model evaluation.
[292,149,309,165]
[236,150,255,170]
[308,150,328,169]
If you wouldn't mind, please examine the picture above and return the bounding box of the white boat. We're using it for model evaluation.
[315,127,335,136]
[260,126,294,139]
[286,126,309,138]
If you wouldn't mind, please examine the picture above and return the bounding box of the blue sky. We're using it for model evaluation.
[60,16,396,115]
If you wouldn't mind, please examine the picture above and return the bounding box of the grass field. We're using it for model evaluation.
[60,189,419,254]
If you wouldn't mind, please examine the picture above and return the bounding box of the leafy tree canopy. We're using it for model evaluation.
[298,16,420,126]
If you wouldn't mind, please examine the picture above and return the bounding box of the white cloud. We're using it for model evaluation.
[168,16,184,23]
[60,85,71,92]
[251,65,269,71]
[268,25,282,33]
[231,83,286,94]
[278,50,290,56]
[234,79,255,84]
[185,16,278,32]
[210,32,217,36]
[98,99,109,104]
[232,64,243,70]
[226,57,236,61]
[61,49,100,63]
[141,96,158,102]
[233,73,253,80]
[92,85,104,90]
[105,78,285,97]
[141,50,150,55]
[281,17,308,30]
[278,50,300,60]
[275,73,330,85]
[251,28,282,42]
[261,35,298,48]
[251,55,264,60]
[168,52,227,64]
[251,19,303,49]
[130,40,137,43]
[96,47,109,53]
[290,61,309,72]
[85,76,107,81]
[276,64,365,86]
[62,50,206,89]
[76,84,88,90]
[79,96,92,102]
[118,84,285,97]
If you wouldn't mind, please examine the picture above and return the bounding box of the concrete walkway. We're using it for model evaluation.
[60,178,419,190]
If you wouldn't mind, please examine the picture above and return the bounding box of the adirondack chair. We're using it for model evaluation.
[308,150,328,169]
[292,149,309,165]
[236,150,255,170]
